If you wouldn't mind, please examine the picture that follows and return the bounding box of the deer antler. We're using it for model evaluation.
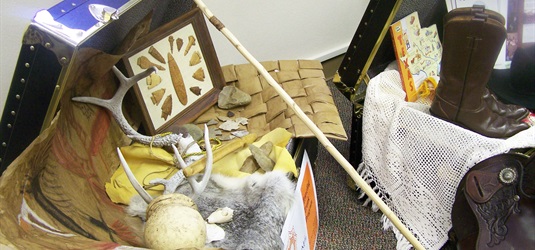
[72,66,181,147]
[117,147,153,203]
[117,125,213,203]
[171,124,213,198]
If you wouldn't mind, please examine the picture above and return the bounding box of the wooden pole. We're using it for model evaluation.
[192,1,424,249]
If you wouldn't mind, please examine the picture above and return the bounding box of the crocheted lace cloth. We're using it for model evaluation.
[358,70,535,250]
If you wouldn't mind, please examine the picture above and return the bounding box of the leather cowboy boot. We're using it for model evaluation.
[483,91,530,121]
[442,7,530,121]
[452,153,535,249]
[430,12,530,138]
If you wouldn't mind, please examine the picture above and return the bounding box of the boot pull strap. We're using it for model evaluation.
[471,4,488,22]
[473,12,488,22]
[471,4,485,14]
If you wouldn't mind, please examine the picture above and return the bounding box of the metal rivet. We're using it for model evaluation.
[60,57,68,64]
[15,94,21,99]
[30,46,35,51]
[513,195,520,201]
[343,67,347,70]
[10,111,15,116]
[61,9,66,13]
[71,3,76,6]
[20,78,25,83]
[45,43,51,48]
[364,22,368,26]
[25,63,30,68]
[7,124,12,129]
[347,57,351,61]
[370,9,374,13]
[1,142,6,147]
[353,45,357,49]
[499,167,517,184]
[359,34,362,38]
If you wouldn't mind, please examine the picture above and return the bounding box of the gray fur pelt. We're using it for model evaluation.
[127,170,296,249]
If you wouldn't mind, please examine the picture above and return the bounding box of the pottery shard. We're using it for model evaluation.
[208,127,222,138]
[220,134,236,141]
[217,86,252,109]
[219,120,240,131]
[231,130,249,138]
[206,119,218,126]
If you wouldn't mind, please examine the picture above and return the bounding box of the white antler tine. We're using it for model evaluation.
[71,96,111,109]
[116,147,153,204]
[171,144,189,170]
[130,66,157,83]
[111,66,125,83]
[188,124,213,197]
[203,124,213,177]
[111,66,156,95]
[73,66,180,147]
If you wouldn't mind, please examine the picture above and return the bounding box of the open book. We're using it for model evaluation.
[390,11,442,102]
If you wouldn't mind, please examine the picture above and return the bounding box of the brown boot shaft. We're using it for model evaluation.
[430,13,529,137]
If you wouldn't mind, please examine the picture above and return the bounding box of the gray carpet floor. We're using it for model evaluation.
[313,80,398,249]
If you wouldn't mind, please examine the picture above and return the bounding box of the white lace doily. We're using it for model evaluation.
[359,70,535,250]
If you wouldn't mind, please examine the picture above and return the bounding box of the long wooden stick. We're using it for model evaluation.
[192,1,424,249]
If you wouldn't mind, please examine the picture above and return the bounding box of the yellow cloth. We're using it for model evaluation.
[105,128,297,204]
[212,128,297,178]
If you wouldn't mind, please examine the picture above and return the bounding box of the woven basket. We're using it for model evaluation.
[194,60,347,140]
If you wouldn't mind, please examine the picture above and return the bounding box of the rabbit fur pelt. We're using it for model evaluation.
[127,170,296,249]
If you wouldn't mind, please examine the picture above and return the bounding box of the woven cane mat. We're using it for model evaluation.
[193,60,347,141]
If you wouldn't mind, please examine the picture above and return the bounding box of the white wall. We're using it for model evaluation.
[0,0,366,114]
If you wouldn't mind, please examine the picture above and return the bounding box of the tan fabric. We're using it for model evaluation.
[193,60,348,140]
[0,15,153,249]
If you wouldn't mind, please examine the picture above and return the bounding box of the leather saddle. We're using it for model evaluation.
[451,151,535,249]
